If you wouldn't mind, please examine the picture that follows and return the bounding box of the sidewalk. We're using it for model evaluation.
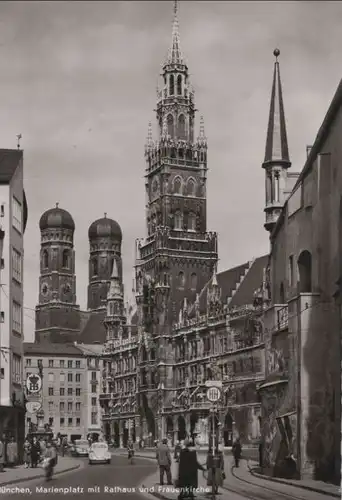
[0,456,83,487]
[131,450,340,499]
[247,460,340,498]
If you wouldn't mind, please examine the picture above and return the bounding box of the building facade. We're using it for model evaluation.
[23,343,87,440]
[259,73,342,484]
[0,149,28,454]
[95,3,270,448]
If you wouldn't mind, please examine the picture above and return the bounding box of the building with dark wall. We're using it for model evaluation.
[259,71,342,484]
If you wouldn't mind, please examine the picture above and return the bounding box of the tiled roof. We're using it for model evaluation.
[23,342,83,356]
[0,149,22,183]
[229,255,269,307]
[193,261,250,315]
[79,310,107,344]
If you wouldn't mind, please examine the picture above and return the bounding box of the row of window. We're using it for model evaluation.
[60,417,81,427]
[26,359,81,368]
[173,176,196,196]
[47,372,82,383]
[49,387,81,396]
[41,249,71,269]
[0,302,23,335]
[48,401,81,412]
[173,212,197,231]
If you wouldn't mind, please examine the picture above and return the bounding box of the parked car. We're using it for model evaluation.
[72,440,89,457]
[89,442,111,465]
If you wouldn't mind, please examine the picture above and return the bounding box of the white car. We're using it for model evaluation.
[89,442,111,465]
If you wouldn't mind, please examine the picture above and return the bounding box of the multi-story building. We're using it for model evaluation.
[23,342,87,440]
[0,149,28,452]
[75,343,104,441]
[97,2,268,447]
[99,259,139,447]
[259,62,342,483]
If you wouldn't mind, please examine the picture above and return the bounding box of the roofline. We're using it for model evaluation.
[271,78,342,241]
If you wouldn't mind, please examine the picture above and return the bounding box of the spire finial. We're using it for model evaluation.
[104,212,107,218]
[166,0,184,66]
[56,202,59,208]
[145,122,153,152]
[263,47,289,164]
[16,134,22,150]
[162,114,168,138]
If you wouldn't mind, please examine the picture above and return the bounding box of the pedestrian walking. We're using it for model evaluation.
[156,438,172,485]
[206,444,225,494]
[174,441,181,462]
[7,437,18,467]
[30,438,40,468]
[232,437,242,467]
[177,439,205,499]
[23,438,31,468]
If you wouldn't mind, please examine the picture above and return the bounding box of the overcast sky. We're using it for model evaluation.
[0,1,340,342]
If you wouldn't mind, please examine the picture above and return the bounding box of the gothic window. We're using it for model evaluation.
[93,258,98,276]
[177,75,182,95]
[178,271,185,288]
[167,114,174,138]
[174,211,183,230]
[187,178,195,196]
[169,74,174,96]
[42,250,48,269]
[173,176,182,194]
[178,114,186,140]
[190,273,197,290]
[188,212,196,231]
[62,249,69,268]
[150,348,155,360]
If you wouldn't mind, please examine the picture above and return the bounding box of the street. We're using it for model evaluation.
[0,456,155,500]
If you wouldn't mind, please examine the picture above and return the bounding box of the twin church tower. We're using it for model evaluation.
[35,208,124,343]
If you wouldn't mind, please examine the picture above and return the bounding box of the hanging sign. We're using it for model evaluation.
[26,373,42,394]
[25,401,42,414]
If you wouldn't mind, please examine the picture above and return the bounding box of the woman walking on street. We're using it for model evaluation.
[23,439,31,468]
[206,444,225,495]
[232,437,242,467]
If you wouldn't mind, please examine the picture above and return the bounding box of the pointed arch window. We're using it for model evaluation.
[42,250,49,269]
[173,176,182,194]
[187,178,195,196]
[178,114,186,140]
[167,114,174,138]
[188,212,196,231]
[174,211,183,230]
[177,75,182,95]
[178,271,185,288]
[62,249,70,268]
[93,257,98,276]
[297,250,312,293]
[169,74,174,96]
[190,273,197,290]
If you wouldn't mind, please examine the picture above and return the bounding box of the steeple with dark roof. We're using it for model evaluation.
[262,49,292,233]
[104,258,126,347]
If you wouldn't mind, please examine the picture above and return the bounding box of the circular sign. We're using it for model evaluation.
[26,373,42,394]
[26,401,41,414]
[206,386,222,403]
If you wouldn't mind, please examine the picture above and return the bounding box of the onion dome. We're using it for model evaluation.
[88,213,122,241]
[39,203,75,231]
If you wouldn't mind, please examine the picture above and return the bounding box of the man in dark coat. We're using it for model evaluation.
[156,438,172,485]
[232,437,242,467]
[30,438,40,468]
[177,440,205,499]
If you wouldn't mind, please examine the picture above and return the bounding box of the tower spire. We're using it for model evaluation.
[262,49,292,233]
[264,49,289,164]
[166,0,184,66]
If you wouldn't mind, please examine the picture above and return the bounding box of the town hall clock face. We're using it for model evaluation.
[63,283,71,294]
[41,283,49,296]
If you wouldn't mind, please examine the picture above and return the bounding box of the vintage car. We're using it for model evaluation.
[89,442,111,465]
[72,439,90,457]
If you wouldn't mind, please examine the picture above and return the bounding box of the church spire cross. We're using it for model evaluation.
[166,0,184,66]
[264,48,290,164]
[56,202,59,208]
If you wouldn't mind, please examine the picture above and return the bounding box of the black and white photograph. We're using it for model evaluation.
[0,1,340,499]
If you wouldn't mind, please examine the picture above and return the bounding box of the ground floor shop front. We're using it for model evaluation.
[0,405,25,463]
